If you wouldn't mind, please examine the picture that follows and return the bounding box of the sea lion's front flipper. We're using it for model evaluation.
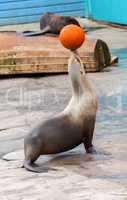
[23,160,57,173]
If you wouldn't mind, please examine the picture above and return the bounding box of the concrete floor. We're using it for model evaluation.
[0,21,127,200]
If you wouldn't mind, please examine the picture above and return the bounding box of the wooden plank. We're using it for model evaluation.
[0,62,97,74]
[0,0,23,2]
[0,32,114,74]
[0,11,85,25]
[0,0,84,11]
[0,0,83,3]
[0,0,86,25]
[0,56,95,65]
[0,3,84,19]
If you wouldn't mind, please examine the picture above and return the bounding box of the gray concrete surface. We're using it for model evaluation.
[0,20,127,200]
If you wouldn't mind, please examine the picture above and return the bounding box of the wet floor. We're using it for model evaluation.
[0,23,127,200]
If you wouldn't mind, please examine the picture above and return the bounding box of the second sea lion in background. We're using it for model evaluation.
[24,12,80,37]
[40,12,80,34]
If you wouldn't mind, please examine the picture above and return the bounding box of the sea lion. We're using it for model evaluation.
[23,12,80,37]
[23,51,98,172]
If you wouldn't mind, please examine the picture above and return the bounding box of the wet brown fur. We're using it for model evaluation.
[23,52,98,172]
[24,13,80,37]
[40,12,80,34]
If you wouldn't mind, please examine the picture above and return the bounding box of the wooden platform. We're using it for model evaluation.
[0,31,113,74]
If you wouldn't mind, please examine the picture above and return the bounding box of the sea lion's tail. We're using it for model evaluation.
[23,160,57,173]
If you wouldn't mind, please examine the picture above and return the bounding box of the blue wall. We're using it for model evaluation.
[1,0,126,26]
[90,0,127,25]
[0,0,87,26]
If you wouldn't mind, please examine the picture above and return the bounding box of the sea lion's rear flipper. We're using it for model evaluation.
[23,160,57,173]
[23,26,51,37]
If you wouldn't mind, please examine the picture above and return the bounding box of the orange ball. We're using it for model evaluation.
[59,24,85,50]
